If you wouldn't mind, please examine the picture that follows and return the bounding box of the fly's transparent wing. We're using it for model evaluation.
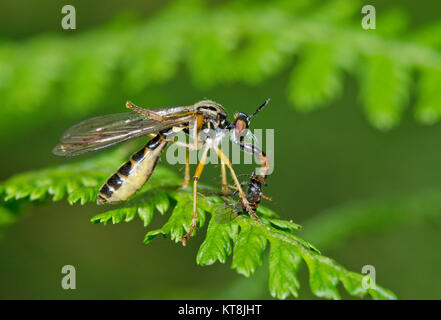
[53,112,194,157]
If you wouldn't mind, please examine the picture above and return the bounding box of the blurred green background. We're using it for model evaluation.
[0,0,440,299]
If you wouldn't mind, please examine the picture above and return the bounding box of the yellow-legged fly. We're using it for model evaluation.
[53,99,271,244]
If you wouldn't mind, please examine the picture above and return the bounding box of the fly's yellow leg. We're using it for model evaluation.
[165,133,203,190]
[180,145,210,246]
[180,148,190,189]
[214,147,258,220]
[220,159,228,197]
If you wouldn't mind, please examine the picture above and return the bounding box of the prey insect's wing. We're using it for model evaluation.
[213,203,239,224]
[198,185,241,224]
[212,191,242,224]
[53,112,194,157]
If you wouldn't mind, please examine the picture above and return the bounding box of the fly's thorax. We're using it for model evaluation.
[198,126,228,147]
[194,100,228,124]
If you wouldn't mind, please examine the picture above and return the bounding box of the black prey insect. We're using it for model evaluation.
[206,170,270,225]
[53,99,271,244]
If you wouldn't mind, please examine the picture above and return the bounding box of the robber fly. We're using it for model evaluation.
[53,99,271,244]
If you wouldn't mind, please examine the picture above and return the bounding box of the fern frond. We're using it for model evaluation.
[287,43,343,112]
[414,68,441,125]
[0,151,127,205]
[1,0,441,137]
[0,151,397,300]
[359,56,411,130]
[221,187,441,299]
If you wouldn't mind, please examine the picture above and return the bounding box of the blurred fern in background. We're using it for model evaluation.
[1,0,441,139]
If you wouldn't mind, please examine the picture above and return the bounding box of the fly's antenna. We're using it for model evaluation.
[248,98,271,121]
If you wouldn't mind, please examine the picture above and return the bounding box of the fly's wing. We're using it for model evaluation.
[53,112,193,157]
[149,105,195,116]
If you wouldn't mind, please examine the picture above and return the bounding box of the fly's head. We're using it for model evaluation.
[231,98,271,140]
[233,112,249,135]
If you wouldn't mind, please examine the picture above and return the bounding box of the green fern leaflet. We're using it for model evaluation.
[0,150,397,300]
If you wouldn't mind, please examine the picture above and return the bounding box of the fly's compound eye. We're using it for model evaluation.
[235,119,247,133]
[234,112,249,135]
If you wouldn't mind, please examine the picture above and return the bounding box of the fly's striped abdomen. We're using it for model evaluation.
[97,134,168,204]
